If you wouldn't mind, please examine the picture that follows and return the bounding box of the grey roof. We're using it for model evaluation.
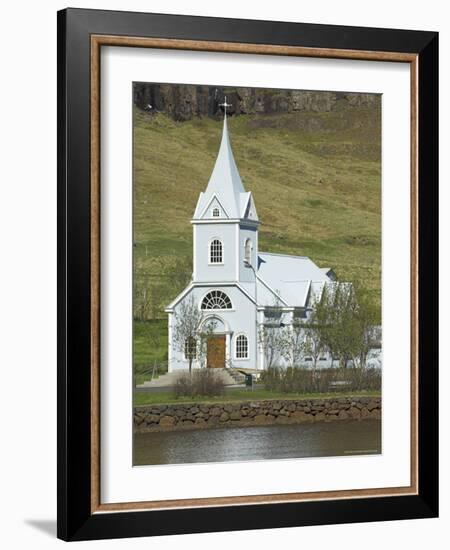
[165,253,336,311]
[256,252,332,307]
[193,116,259,222]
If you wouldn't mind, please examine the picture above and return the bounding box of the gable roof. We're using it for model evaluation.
[165,281,258,312]
[198,193,231,219]
[165,253,337,311]
[256,252,332,307]
[193,115,259,223]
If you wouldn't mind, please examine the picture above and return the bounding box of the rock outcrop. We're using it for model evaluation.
[133,83,380,122]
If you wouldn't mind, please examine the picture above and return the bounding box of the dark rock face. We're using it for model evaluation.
[134,396,381,433]
[133,83,380,122]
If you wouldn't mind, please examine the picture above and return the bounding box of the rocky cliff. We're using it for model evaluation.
[133,83,380,122]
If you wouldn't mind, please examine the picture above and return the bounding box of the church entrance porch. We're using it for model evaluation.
[207,335,226,368]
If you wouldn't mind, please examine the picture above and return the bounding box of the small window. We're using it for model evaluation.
[212,207,220,217]
[319,356,327,361]
[236,335,249,359]
[184,337,197,359]
[209,239,223,263]
[304,357,312,362]
[294,308,307,319]
[244,238,252,263]
[264,307,282,320]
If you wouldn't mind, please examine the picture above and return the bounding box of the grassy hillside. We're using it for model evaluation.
[133,101,381,371]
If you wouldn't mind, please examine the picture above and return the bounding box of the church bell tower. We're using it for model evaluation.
[191,99,260,286]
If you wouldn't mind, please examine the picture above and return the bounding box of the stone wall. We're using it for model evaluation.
[134,396,381,433]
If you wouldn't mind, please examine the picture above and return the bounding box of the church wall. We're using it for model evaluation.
[238,224,258,283]
[193,223,237,283]
[168,285,258,372]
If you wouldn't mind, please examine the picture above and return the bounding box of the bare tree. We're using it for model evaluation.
[280,318,304,368]
[291,320,306,367]
[148,282,163,320]
[171,296,215,376]
[302,294,328,372]
[134,272,152,321]
[258,296,289,369]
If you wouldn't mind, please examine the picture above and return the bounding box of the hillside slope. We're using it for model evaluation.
[133,102,381,333]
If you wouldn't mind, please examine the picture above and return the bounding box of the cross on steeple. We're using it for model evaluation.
[219,96,232,117]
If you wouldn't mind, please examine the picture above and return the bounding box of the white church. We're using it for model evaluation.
[165,108,349,373]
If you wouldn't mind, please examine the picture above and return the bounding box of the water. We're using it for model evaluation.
[133,419,381,466]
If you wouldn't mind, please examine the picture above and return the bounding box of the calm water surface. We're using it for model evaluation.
[133,419,381,466]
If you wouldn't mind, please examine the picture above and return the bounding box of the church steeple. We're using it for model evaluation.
[191,103,260,285]
[193,106,259,223]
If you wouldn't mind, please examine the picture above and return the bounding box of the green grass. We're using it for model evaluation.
[134,319,167,364]
[134,389,381,407]
[133,320,168,385]
[133,107,381,299]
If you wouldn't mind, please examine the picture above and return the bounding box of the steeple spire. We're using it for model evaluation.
[192,104,259,223]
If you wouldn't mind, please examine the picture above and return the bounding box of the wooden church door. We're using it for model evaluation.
[207,336,226,368]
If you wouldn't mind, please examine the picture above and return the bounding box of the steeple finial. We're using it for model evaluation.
[219,96,232,118]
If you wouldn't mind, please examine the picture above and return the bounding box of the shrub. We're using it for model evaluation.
[335,367,381,392]
[173,372,193,397]
[261,366,381,394]
[173,369,226,398]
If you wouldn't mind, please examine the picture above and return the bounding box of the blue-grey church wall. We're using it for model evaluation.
[168,284,258,372]
[238,223,258,283]
[193,223,238,282]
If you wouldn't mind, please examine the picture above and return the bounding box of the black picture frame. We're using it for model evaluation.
[57,7,438,541]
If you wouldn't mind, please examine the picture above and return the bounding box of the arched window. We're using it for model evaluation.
[201,290,232,310]
[212,207,220,217]
[184,337,197,359]
[235,334,249,359]
[244,238,252,263]
[209,239,223,264]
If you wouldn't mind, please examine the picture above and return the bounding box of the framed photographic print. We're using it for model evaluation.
[57,8,438,541]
